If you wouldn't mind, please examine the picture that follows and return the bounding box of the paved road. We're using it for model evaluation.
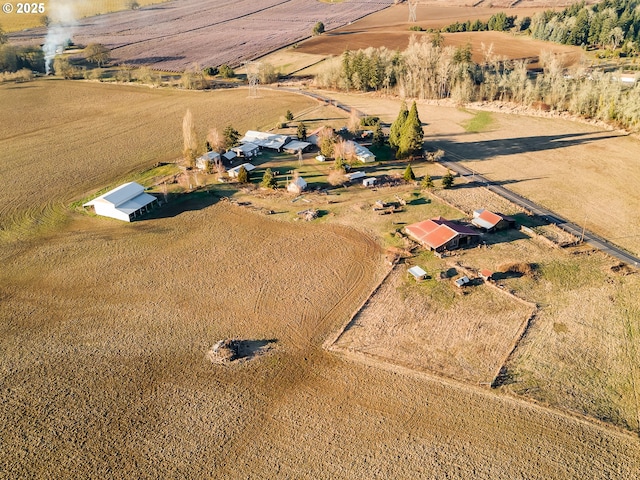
[278,86,640,267]
[439,158,640,267]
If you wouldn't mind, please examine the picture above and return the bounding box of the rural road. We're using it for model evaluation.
[438,158,640,267]
[280,86,640,267]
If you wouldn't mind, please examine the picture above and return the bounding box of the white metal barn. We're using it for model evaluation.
[83,182,157,222]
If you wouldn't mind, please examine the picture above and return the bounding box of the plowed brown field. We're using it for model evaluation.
[295,3,583,67]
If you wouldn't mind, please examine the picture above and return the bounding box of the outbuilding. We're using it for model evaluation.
[405,217,481,252]
[83,182,157,222]
[362,177,376,187]
[287,176,308,194]
[472,209,516,232]
[408,266,428,281]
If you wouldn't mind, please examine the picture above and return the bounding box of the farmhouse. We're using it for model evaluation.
[241,131,290,151]
[228,163,256,178]
[472,209,516,232]
[83,182,157,222]
[351,142,376,163]
[405,217,480,252]
[196,151,221,171]
[232,142,260,158]
[287,176,308,194]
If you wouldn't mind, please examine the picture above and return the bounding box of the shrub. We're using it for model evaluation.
[442,170,455,189]
[237,166,249,183]
[313,22,325,36]
[403,164,415,182]
[219,64,235,78]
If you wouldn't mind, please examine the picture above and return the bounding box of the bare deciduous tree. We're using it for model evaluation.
[183,109,198,169]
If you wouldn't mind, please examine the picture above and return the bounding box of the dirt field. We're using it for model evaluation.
[294,3,583,68]
[0,80,318,239]
[3,194,640,478]
[333,261,534,385]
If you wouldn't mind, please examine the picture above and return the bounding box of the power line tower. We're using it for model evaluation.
[244,61,261,98]
[408,0,418,23]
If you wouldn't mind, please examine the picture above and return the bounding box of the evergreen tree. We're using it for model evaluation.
[372,123,384,147]
[442,170,455,189]
[297,122,307,141]
[389,100,408,149]
[237,165,249,184]
[397,101,424,158]
[261,168,277,189]
[421,173,434,190]
[403,164,415,182]
[223,125,240,148]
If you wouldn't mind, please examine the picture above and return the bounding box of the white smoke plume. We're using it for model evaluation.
[43,1,78,74]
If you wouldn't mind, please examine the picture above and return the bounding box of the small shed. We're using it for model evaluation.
[287,176,308,194]
[472,209,516,232]
[346,171,366,182]
[480,269,493,281]
[315,154,326,162]
[362,177,376,187]
[408,266,428,281]
[454,276,470,288]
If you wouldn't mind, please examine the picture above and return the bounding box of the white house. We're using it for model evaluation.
[196,151,221,171]
[232,142,260,158]
[287,176,307,194]
[227,163,256,178]
[83,182,156,222]
[352,142,376,163]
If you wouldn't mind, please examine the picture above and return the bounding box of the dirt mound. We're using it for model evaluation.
[498,262,537,277]
[207,339,276,364]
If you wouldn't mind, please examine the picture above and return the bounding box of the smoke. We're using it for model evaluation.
[43,1,78,74]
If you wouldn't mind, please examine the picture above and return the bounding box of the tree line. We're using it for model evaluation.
[314,35,640,131]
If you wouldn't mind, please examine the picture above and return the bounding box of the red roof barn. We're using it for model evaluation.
[405,217,480,252]
[472,209,516,232]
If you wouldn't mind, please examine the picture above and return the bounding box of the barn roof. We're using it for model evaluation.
[241,131,290,150]
[84,182,145,208]
[406,217,479,250]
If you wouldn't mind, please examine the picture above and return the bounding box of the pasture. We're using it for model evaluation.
[1,78,640,476]
[0,80,317,239]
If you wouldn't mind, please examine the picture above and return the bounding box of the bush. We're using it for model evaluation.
[421,174,434,190]
[313,22,325,36]
[219,64,235,78]
[360,116,380,126]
